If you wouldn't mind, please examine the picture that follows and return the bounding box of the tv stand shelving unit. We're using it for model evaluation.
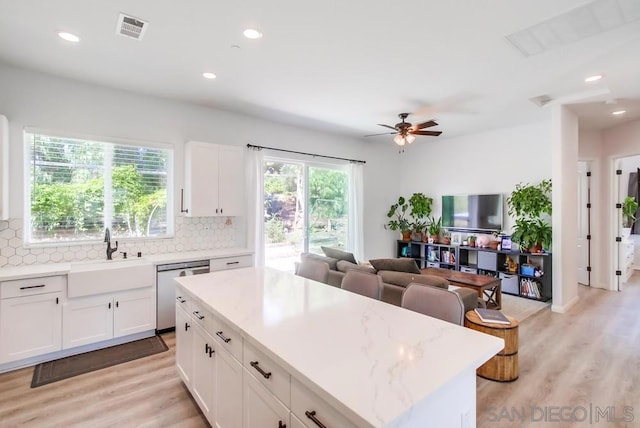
[396,240,552,302]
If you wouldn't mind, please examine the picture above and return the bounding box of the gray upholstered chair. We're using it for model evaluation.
[341,270,383,300]
[295,259,330,284]
[401,283,465,325]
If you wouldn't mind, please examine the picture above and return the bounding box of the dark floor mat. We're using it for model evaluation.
[31,335,168,388]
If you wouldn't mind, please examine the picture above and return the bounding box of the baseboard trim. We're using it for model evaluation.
[551,295,579,313]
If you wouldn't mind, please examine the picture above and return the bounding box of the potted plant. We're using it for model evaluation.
[427,216,441,243]
[387,196,411,240]
[468,234,477,247]
[622,196,638,236]
[507,179,552,252]
[411,220,427,241]
[440,230,451,245]
[408,192,433,241]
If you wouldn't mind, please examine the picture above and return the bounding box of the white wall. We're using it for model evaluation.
[396,121,552,234]
[0,62,400,262]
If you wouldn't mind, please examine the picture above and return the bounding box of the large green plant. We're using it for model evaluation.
[408,192,433,232]
[387,196,411,232]
[507,179,552,251]
[622,196,639,228]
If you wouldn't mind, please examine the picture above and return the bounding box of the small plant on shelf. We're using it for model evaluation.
[386,196,411,240]
[427,216,442,243]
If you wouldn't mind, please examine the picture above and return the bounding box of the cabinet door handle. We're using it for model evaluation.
[193,311,205,320]
[176,296,186,303]
[226,261,239,266]
[250,361,272,379]
[116,301,119,308]
[216,208,219,214]
[278,421,286,428]
[205,343,210,354]
[216,331,231,343]
[56,297,59,305]
[19,284,45,290]
[220,208,223,214]
[108,302,112,309]
[209,347,215,357]
[185,322,190,331]
[180,189,189,214]
[305,410,327,428]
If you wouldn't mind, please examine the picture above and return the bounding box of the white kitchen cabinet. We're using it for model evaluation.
[63,287,155,349]
[621,238,634,282]
[290,413,306,428]
[0,114,8,220]
[214,340,243,428]
[191,323,216,423]
[0,291,63,363]
[183,141,244,217]
[175,305,193,385]
[243,369,290,428]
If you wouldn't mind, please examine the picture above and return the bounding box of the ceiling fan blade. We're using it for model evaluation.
[364,131,398,137]
[413,120,438,130]
[412,130,442,136]
[377,124,398,131]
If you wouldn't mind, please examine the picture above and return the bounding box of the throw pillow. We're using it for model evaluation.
[301,253,339,271]
[321,246,357,264]
[369,258,420,274]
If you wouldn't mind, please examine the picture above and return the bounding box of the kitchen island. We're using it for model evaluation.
[175,266,503,428]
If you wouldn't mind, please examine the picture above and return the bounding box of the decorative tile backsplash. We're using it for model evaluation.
[0,216,238,268]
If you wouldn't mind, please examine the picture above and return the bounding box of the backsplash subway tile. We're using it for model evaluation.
[0,216,237,268]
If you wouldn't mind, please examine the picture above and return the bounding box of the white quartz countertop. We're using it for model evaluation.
[0,248,253,281]
[176,266,504,427]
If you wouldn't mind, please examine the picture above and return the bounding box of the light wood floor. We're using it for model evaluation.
[477,274,640,428]
[1,278,638,428]
[0,333,208,428]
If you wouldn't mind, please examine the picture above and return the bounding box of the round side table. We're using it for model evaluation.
[464,310,519,382]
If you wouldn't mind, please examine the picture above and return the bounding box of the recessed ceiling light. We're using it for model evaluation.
[584,74,602,83]
[243,28,263,39]
[58,32,80,43]
[612,110,626,115]
[202,72,217,80]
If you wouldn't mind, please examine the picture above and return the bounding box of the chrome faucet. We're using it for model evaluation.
[104,227,118,260]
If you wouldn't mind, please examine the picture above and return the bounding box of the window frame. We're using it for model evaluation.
[23,128,175,246]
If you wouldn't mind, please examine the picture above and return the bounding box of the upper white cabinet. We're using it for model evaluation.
[0,114,8,220]
[183,142,245,217]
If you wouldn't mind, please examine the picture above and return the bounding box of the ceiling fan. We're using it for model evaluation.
[365,112,442,146]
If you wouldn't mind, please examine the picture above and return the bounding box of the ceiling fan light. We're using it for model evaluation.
[393,134,405,146]
[406,134,416,144]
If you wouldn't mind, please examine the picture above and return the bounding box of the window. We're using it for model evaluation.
[263,158,349,270]
[25,131,173,244]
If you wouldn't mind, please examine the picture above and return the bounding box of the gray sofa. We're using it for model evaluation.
[299,253,483,313]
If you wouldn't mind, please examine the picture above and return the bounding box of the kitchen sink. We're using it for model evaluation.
[68,258,154,298]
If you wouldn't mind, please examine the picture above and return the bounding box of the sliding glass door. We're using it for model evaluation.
[263,159,349,271]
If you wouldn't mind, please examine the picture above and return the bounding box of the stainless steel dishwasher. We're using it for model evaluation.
[156,260,210,332]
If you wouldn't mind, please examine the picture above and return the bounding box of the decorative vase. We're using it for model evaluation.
[488,241,500,250]
[401,231,411,241]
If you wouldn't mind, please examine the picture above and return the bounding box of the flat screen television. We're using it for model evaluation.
[441,194,504,232]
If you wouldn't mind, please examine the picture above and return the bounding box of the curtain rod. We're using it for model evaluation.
[246,144,366,164]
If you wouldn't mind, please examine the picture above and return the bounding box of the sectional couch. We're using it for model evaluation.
[299,252,483,312]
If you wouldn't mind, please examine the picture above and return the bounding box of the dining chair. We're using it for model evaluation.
[295,259,330,284]
[401,283,465,325]
[341,270,384,300]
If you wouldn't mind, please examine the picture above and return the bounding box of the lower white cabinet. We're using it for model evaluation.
[192,323,215,421]
[175,305,193,385]
[63,287,155,349]
[0,291,63,363]
[243,370,290,428]
[215,343,243,428]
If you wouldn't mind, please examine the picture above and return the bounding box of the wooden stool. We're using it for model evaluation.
[464,310,519,382]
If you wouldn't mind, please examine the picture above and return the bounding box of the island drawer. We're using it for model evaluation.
[190,300,213,330]
[211,316,242,361]
[243,341,291,406]
[210,254,253,272]
[1,275,66,299]
[291,377,356,428]
[175,286,192,313]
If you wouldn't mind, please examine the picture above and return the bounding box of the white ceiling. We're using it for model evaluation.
[0,0,639,141]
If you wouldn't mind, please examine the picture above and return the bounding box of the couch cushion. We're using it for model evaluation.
[336,260,376,274]
[378,270,449,289]
[369,258,420,274]
[301,253,339,271]
[321,247,357,264]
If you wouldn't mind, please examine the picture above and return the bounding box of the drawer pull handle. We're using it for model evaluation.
[305,410,327,428]
[226,261,240,265]
[176,296,186,303]
[250,361,271,379]
[278,421,286,428]
[216,331,231,343]
[19,284,46,290]
[193,311,205,320]
[185,322,190,331]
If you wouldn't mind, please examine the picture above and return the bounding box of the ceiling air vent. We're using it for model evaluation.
[116,13,148,40]
[529,94,554,107]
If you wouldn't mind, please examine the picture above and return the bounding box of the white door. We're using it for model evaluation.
[577,161,590,285]
[63,294,113,349]
[191,323,215,424]
[0,292,63,363]
[218,145,245,216]
[113,287,156,337]
[175,306,193,385]
[243,370,290,428]
[214,346,243,428]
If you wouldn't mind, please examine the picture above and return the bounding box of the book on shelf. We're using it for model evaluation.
[474,308,511,325]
